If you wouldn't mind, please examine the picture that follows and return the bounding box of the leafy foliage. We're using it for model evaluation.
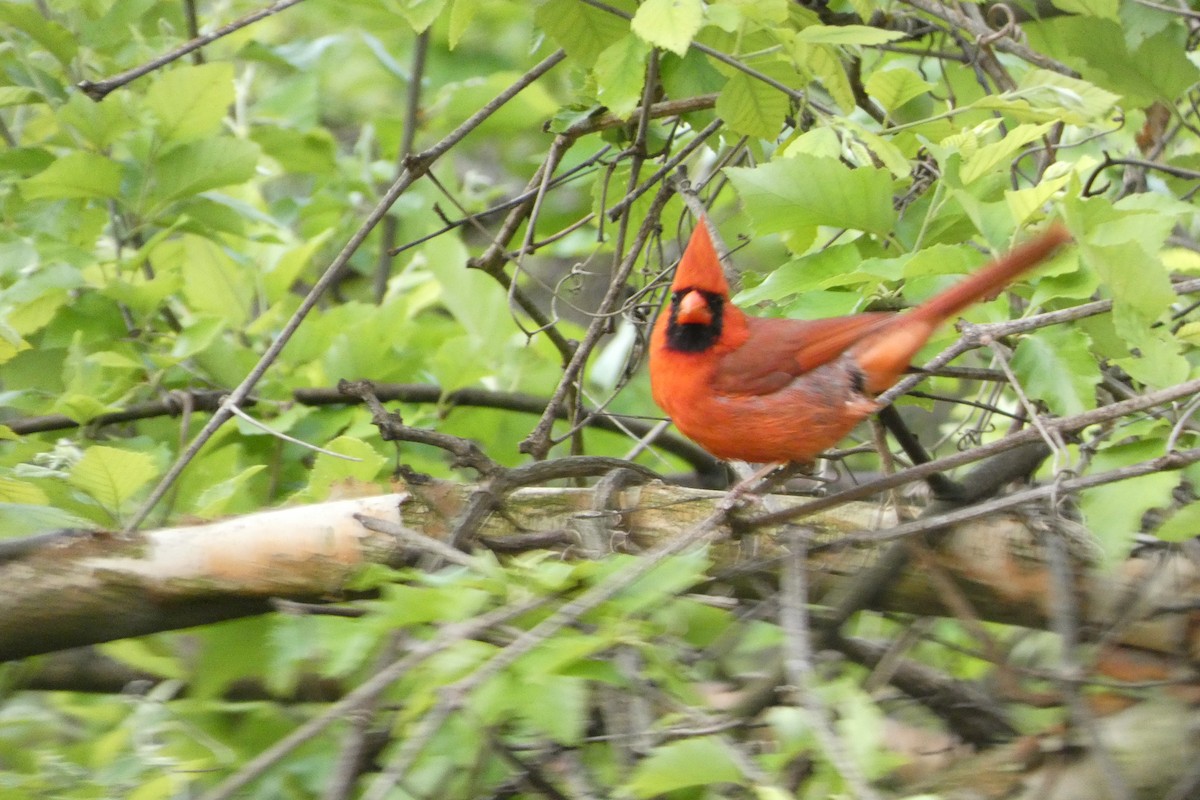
[2,0,1200,797]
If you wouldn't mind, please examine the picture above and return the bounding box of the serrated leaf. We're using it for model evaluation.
[67,446,157,511]
[797,42,854,113]
[716,70,789,139]
[865,67,933,112]
[1013,69,1120,124]
[728,155,896,236]
[795,24,907,45]
[1177,321,1200,345]
[842,120,911,177]
[626,737,741,796]
[147,137,260,207]
[1010,328,1100,417]
[1005,172,1071,225]
[146,63,235,142]
[594,36,649,117]
[631,0,703,57]
[960,122,1055,185]
[173,236,251,325]
[1111,320,1188,388]
[20,152,123,200]
[536,0,630,62]
[0,478,48,505]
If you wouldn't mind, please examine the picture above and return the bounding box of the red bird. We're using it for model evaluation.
[649,219,1071,464]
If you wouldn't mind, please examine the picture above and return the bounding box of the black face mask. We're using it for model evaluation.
[665,289,724,353]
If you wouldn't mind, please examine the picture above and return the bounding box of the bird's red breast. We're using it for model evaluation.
[648,218,1071,464]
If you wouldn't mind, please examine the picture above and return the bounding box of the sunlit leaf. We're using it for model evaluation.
[1010,327,1100,417]
[145,63,235,142]
[626,737,742,796]
[20,152,122,201]
[537,0,631,62]
[631,0,704,56]
[67,446,157,511]
[716,70,789,139]
[794,24,906,45]
[728,155,896,235]
[866,66,934,112]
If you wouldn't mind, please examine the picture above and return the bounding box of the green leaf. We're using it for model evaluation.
[736,243,867,305]
[0,1,77,65]
[1010,328,1100,417]
[1005,172,1071,225]
[865,66,934,112]
[67,446,158,511]
[1013,69,1120,124]
[959,122,1055,186]
[145,63,235,142]
[631,0,704,57]
[1051,0,1120,22]
[728,155,896,236]
[147,137,260,206]
[0,87,40,108]
[191,465,267,519]
[396,0,449,32]
[626,737,742,796]
[716,70,789,139]
[0,502,93,538]
[518,675,588,744]
[173,235,252,325]
[304,436,388,500]
[797,42,855,112]
[536,0,631,62]
[794,24,907,45]
[1156,503,1200,543]
[594,36,650,117]
[1080,438,1179,564]
[20,152,123,201]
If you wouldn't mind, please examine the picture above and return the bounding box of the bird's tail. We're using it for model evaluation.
[912,224,1072,325]
[854,224,1071,394]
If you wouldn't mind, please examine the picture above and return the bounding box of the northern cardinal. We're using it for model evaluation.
[649,219,1071,464]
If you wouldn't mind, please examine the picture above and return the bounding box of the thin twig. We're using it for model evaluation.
[362,499,741,800]
[77,0,310,100]
[197,599,547,800]
[124,50,567,532]
[1045,523,1133,800]
[780,529,882,800]
[519,182,676,459]
[5,390,235,435]
[226,403,362,461]
[374,29,429,304]
[746,375,1200,530]
[815,446,1200,552]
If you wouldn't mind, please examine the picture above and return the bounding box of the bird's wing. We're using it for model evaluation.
[711,312,897,396]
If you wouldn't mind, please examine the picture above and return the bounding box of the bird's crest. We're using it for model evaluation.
[672,217,730,296]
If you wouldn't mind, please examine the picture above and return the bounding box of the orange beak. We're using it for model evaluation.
[676,290,713,326]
